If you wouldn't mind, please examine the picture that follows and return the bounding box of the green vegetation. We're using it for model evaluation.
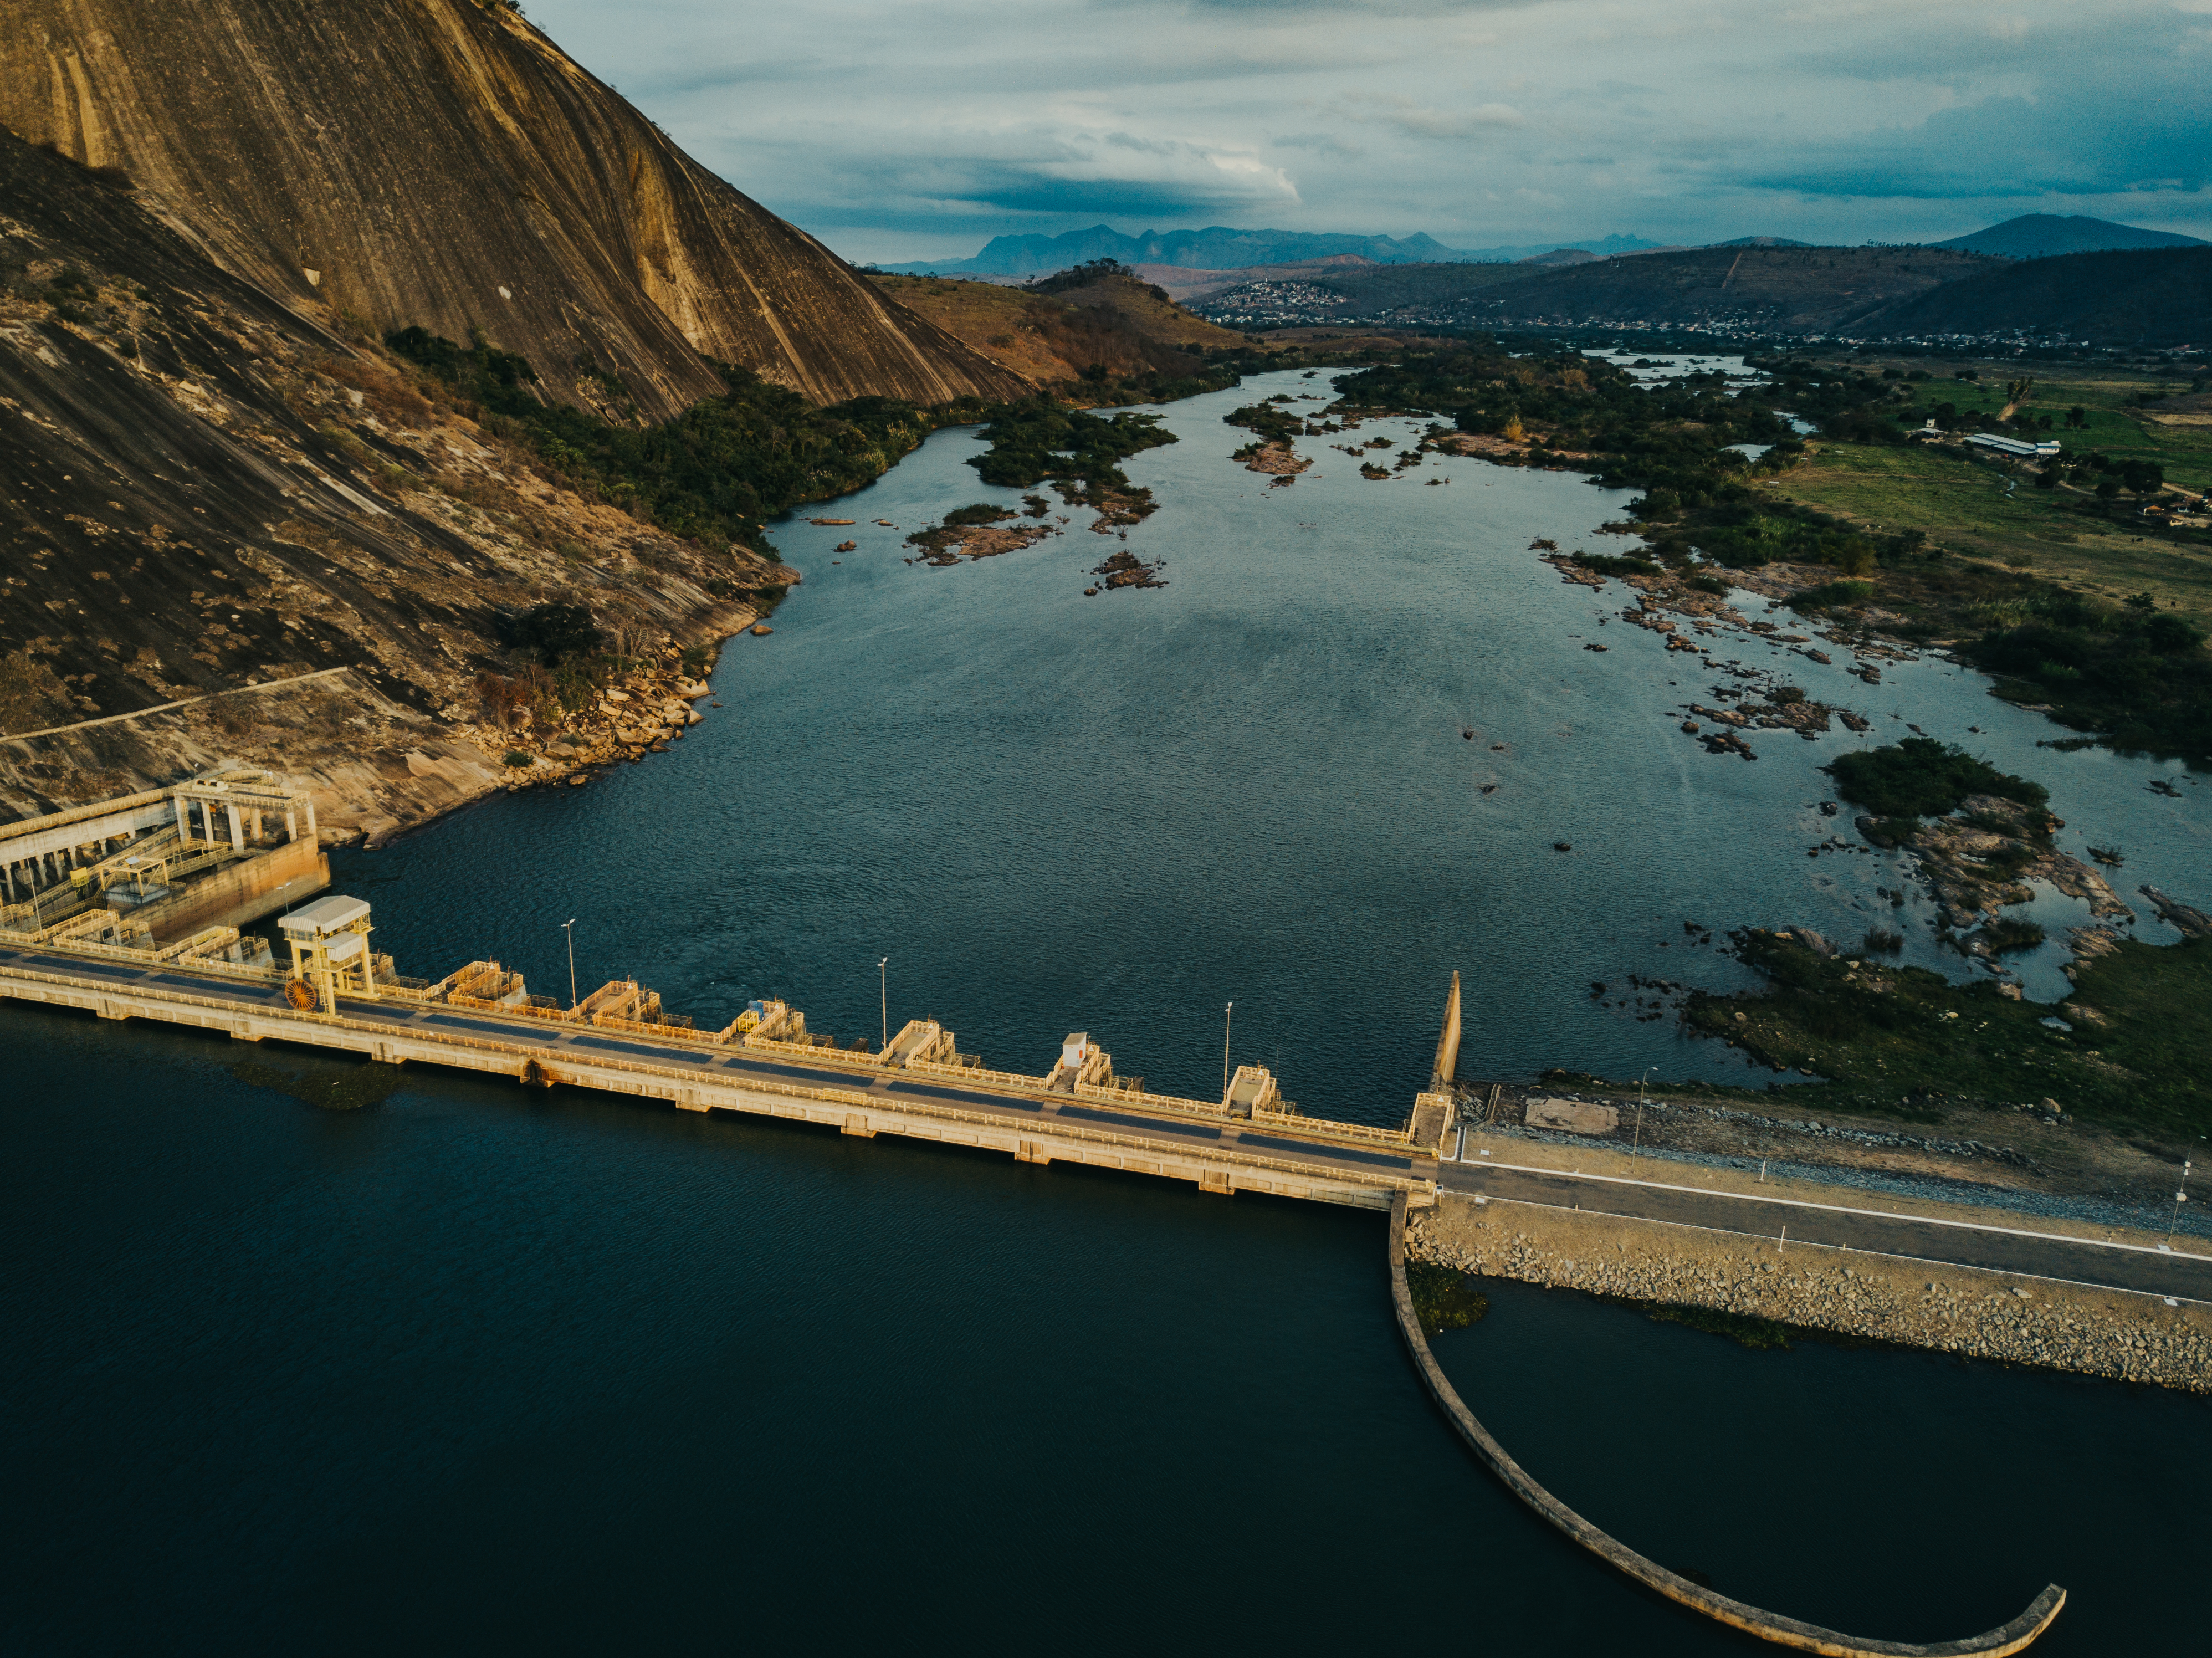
[1786,579,1877,612]
[1954,588,2209,759]
[1981,918,2047,955]
[387,325,954,547]
[1407,1261,1490,1334]
[966,398,1179,494]
[1573,552,1663,577]
[1223,401,1303,446]
[1645,1304,1797,1350]
[500,600,601,666]
[1825,737,2049,818]
[1682,930,2212,1139]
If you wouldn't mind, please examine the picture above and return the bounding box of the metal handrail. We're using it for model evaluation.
[0,958,1433,1195]
[1251,1101,1412,1146]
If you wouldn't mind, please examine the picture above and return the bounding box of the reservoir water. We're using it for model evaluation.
[5,372,2206,1652]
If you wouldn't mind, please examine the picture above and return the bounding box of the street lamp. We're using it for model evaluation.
[1222,1001,1234,1098]
[561,918,577,1010]
[2172,1159,2193,1242]
[1635,1066,1652,1157]
[878,958,889,1054]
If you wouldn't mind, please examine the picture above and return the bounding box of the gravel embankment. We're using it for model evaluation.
[1410,1194,2212,1394]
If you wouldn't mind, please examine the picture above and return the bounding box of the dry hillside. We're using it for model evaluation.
[2,0,1023,416]
[0,134,785,837]
[867,272,1248,386]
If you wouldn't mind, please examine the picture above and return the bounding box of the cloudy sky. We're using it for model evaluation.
[529,0,2211,262]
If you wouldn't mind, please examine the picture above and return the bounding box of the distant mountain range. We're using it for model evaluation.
[878,225,1672,275]
[880,215,2207,281]
[1932,213,2207,259]
[879,226,1463,275]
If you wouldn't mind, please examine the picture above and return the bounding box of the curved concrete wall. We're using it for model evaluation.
[1386,1194,2065,1658]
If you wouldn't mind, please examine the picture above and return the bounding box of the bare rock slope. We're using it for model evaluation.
[0,133,781,837]
[4,0,1024,417]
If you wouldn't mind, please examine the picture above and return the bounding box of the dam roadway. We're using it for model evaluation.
[0,941,1438,1210]
[1438,1156,2212,1304]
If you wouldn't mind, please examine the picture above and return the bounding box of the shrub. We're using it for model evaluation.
[1983,918,2046,955]
[501,601,601,666]
[503,750,533,768]
[1861,927,1904,956]
[943,502,1014,527]
[1788,579,1876,613]
[1827,737,2050,817]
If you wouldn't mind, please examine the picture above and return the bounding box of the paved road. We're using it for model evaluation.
[1440,1156,2212,1303]
[0,944,1424,1186]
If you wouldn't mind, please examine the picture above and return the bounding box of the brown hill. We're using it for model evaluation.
[1,0,1023,416]
[867,272,1248,385]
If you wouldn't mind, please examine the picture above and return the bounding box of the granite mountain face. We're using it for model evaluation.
[2,0,1024,418]
[0,0,1032,830]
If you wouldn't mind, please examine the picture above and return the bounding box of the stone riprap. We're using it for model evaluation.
[1410,1193,2212,1394]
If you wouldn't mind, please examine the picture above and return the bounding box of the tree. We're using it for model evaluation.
[1998,376,2035,421]
[504,601,600,665]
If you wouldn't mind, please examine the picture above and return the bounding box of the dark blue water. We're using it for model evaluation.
[6,373,2207,1652]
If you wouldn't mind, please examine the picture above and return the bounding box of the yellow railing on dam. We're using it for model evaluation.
[0,887,1448,1162]
[0,950,1441,1210]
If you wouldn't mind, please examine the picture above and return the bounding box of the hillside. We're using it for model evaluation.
[1857,247,2212,346]
[1934,214,2206,259]
[1199,247,1990,331]
[865,272,1247,384]
[1466,246,1990,331]
[0,132,806,835]
[1133,257,1377,304]
[1195,260,1528,324]
[1,0,1022,418]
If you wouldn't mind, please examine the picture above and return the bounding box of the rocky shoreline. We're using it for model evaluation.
[1410,1193,2211,1393]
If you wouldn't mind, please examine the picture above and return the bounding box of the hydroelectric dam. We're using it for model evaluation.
[0,776,2072,1656]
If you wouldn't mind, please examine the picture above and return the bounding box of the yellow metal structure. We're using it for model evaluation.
[278,895,378,1013]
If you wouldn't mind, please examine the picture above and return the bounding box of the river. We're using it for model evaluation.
[3,371,2206,1653]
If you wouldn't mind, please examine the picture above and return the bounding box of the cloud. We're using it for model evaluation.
[524,0,2212,259]
[1740,73,2212,199]
[1330,92,1525,137]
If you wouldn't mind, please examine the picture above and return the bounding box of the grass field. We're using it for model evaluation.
[1815,356,2212,491]
[1758,441,2212,626]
